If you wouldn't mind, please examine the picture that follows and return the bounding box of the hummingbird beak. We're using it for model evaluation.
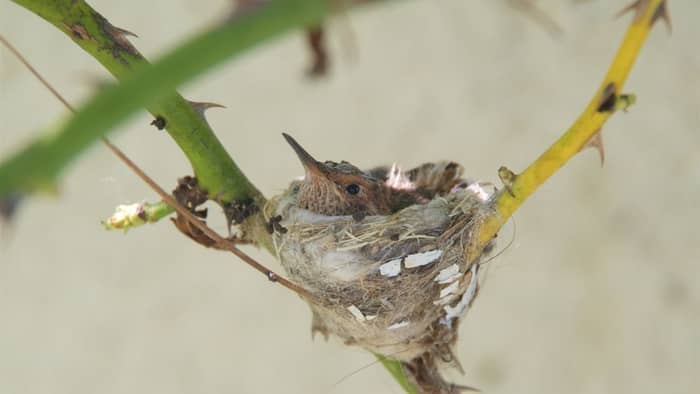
[282,133,327,178]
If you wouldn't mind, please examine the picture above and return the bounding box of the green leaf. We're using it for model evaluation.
[0,0,328,200]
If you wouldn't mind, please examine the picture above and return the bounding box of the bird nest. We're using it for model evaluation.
[265,181,496,368]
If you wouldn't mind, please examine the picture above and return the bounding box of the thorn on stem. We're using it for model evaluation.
[187,100,225,126]
[651,1,672,33]
[187,100,226,117]
[111,26,138,39]
[616,0,646,22]
[63,23,92,41]
[581,130,606,166]
[92,11,140,63]
[101,18,140,57]
[616,0,671,33]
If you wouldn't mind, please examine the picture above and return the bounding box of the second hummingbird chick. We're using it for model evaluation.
[283,133,463,220]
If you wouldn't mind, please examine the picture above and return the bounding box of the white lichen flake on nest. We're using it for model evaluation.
[435,264,460,284]
[438,281,460,299]
[379,249,443,277]
[266,181,496,364]
[379,259,402,277]
[347,305,377,322]
[387,320,411,330]
[404,249,443,268]
[442,264,480,326]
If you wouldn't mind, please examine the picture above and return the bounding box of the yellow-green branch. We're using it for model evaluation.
[1,1,668,393]
[476,0,667,248]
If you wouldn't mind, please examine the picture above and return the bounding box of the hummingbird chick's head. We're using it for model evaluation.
[283,133,391,217]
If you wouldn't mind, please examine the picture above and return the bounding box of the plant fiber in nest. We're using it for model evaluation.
[266,182,496,368]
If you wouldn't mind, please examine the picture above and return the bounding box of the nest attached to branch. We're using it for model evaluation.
[265,182,496,390]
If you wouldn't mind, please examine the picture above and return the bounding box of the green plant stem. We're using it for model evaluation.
[474,0,667,251]
[1,0,355,206]
[375,354,420,394]
[4,1,663,392]
[2,0,414,391]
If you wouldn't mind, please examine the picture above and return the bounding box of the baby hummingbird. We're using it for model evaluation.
[282,133,464,220]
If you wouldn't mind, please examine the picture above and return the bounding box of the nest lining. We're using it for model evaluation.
[266,183,495,362]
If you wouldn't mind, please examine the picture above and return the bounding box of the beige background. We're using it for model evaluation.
[1,1,698,393]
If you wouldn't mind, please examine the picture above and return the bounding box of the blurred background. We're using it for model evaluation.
[1,0,698,393]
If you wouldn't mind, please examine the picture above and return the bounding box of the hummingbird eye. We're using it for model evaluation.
[345,184,360,195]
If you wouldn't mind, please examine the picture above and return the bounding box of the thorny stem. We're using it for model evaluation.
[6,0,265,206]
[1,0,668,392]
[0,0,290,205]
[474,0,668,253]
[0,32,312,302]
[2,0,416,391]
[1,0,356,251]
